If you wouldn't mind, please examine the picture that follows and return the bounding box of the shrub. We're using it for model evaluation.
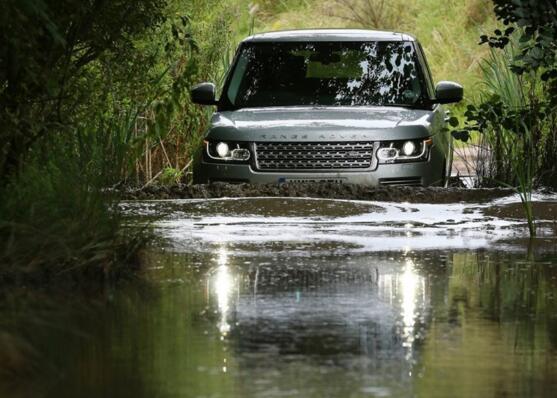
[452,1,557,236]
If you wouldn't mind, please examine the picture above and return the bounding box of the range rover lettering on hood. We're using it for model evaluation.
[257,133,371,141]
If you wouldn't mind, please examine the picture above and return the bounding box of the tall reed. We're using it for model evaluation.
[0,113,149,286]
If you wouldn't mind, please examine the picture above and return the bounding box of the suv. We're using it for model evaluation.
[191,29,462,186]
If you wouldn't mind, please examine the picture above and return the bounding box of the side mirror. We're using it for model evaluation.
[435,81,463,104]
[191,82,217,105]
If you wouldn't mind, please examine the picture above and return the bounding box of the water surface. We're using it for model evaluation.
[2,197,557,398]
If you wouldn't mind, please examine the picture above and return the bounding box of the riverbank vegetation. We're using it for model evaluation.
[450,0,557,235]
[0,0,554,283]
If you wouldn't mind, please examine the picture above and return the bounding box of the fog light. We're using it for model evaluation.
[215,142,230,158]
[402,141,416,156]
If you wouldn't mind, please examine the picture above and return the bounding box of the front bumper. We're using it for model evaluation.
[197,158,444,187]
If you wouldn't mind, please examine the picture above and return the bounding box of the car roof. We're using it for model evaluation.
[242,29,416,43]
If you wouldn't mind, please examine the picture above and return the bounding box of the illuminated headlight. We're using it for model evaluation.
[215,142,230,158]
[205,141,251,162]
[377,138,432,164]
[402,141,417,156]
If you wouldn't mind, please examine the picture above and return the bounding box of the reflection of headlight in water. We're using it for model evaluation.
[215,265,232,334]
[400,258,424,362]
[401,261,418,342]
[214,247,233,334]
[217,246,228,266]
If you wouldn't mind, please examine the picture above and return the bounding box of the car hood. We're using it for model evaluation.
[206,106,435,142]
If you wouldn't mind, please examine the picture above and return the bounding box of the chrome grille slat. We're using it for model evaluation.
[255,141,374,171]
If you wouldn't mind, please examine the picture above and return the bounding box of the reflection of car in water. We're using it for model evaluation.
[206,251,436,363]
[191,29,463,187]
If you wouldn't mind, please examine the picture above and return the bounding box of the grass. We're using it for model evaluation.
[0,117,148,287]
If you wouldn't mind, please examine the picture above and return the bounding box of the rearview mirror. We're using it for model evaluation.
[309,52,341,64]
[435,81,463,104]
[191,82,217,105]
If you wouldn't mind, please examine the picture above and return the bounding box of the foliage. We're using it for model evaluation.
[0,0,250,283]
[0,0,170,284]
[0,130,147,285]
[451,1,557,236]
[126,0,244,184]
[453,97,540,235]
[330,0,415,31]
[251,0,311,19]
[0,0,168,178]
[480,0,557,102]
[160,167,183,186]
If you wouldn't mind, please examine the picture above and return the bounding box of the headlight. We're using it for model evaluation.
[215,142,230,158]
[377,138,432,164]
[205,141,251,162]
[402,141,416,156]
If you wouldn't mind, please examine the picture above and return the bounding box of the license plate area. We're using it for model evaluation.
[277,177,347,184]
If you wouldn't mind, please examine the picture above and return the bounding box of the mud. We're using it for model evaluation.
[122,182,517,204]
[482,201,557,220]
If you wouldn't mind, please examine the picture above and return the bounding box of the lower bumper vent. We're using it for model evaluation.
[379,177,423,187]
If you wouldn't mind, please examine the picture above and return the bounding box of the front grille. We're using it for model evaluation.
[254,142,374,171]
[379,177,423,187]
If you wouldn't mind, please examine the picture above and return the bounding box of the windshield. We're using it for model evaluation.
[222,41,429,109]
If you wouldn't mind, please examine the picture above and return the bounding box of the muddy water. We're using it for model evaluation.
[2,197,557,398]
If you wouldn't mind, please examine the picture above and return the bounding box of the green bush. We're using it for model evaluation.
[160,167,184,186]
[452,1,557,236]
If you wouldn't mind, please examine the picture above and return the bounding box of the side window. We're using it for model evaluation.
[227,54,248,104]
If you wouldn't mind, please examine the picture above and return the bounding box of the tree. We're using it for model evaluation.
[0,0,168,177]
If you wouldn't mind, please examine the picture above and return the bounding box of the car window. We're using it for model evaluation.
[224,41,428,109]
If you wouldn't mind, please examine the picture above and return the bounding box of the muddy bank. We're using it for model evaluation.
[121,182,517,204]
[483,202,557,220]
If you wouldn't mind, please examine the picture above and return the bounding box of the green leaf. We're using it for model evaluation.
[452,130,470,143]
[448,116,460,127]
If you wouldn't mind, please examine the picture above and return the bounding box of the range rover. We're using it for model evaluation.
[191,29,463,186]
